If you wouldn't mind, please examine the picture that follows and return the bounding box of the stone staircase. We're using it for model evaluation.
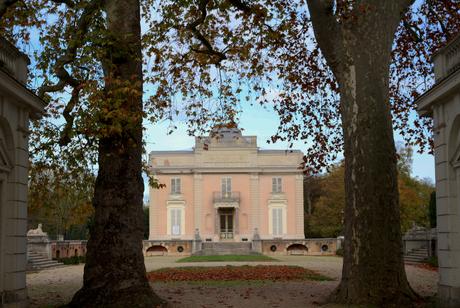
[404,248,429,264]
[194,242,257,256]
[27,250,64,271]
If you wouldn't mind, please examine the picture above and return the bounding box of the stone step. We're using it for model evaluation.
[404,257,427,263]
[196,242,255,256]
[28,260,64,270]
[30,259,58,265]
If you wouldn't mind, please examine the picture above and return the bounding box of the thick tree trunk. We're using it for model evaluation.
[69,0,166,306]
[328,4,418,306]
[306,1,418,306]
[331,45,417,307]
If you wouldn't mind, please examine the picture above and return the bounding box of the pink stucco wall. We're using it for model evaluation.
[150,174,195,238]
[201,174,251,237]
[151,173,301,240]
[259,174,298,236]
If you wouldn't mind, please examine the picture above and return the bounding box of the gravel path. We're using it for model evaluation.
[27,256,438,307]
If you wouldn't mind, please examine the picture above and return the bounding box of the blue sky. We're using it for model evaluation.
[144,100,435,183]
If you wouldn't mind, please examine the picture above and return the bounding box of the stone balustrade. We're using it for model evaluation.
[0,37,29,84]
[434,35,460,82]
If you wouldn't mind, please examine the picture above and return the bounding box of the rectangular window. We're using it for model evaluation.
[171,178,181,194]
[272,208,283,236]
[171,208,181,235]
[272,177,282,193]
[221,177,232,196]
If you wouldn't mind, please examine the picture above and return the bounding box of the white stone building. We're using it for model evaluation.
[0,38,44,307]
[416,34,460,306]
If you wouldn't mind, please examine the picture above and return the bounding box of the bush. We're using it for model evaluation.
[58,256,86,265]
[335,248,343,257]
[426,256,438,267]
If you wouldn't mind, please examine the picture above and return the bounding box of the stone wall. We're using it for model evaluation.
[141,238,339,257]
[0,37,44,307]
[416,33,460,306]
[51,241,87,259]
[143,240,193,257]
[260,239,337,256]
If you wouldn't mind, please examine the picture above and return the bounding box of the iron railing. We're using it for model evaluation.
[213,191,240,203]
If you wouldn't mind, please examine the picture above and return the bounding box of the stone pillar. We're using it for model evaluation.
[234,208,239,237]
[249,173,259,235]
[252,228,262,253]
[295,174,305,238]
[149,179,159,240]
[433,104,460,307]
[192,229,202,254]
[193,173,203,233]
[215,208,219,240]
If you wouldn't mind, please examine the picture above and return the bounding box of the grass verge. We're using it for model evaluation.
[176,254,278,263]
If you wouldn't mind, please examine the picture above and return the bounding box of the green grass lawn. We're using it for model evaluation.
[176,254,279,263]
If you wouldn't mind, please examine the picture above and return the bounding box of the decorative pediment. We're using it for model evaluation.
[0,137,12,172]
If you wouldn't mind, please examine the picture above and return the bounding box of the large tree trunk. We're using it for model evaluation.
[307,1,418,306]
[69,0,166,306]
[332,28,417,308]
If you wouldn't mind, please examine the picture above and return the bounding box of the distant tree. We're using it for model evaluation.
[429,191,437,228]
[306,154,433,236]
[398,172,433,232]
[306,164,345,238]
[397,146,433,232]
[28,163,95,239]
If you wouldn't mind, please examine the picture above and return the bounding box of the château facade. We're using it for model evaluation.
[148,126,305,243]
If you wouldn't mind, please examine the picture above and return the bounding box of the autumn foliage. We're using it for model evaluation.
[147,266,329,282]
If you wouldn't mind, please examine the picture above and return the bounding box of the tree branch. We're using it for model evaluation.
[186,0,226,65]
[38,0,103,145]
[50,0,75,8]
[0,0,18,19]
[306,0,343,74]
[403,19,422,43]
[427,0,450,40]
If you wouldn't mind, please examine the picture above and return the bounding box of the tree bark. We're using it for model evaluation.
[69,0,166,306]
[307,1,418,306]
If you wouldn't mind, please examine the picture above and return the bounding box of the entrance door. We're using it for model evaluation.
[220,209,234,240]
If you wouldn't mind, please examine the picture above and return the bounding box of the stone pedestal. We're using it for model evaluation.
[192,229,202,254]
[27,235,51,260]
[251,228,262,253]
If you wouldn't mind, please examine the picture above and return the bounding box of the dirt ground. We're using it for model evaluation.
[27,256,438,308]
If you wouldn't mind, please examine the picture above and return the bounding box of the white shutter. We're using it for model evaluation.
[273,208,283,236]
[171,208,181,235]
[171,178,181,194]
[272,177,282,193]
[221,177,231,195]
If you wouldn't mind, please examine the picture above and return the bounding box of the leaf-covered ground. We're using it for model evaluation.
[147,265,332,282]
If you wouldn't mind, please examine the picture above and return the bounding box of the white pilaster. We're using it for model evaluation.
[249,173,259,234]
[295,174,304,238]
[193,173,202,232]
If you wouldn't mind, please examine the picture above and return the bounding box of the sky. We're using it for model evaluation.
[144,99,435,183]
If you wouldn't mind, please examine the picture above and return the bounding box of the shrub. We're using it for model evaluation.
[58,256,86,265]
[335,248,343,257]
[426,256,438,268]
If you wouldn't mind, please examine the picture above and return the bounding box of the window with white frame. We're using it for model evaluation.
[170,207,182,236]
[272,207,283,236]
[171,177,181,194]
[221,177,232,196]
[272,177,282,193]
